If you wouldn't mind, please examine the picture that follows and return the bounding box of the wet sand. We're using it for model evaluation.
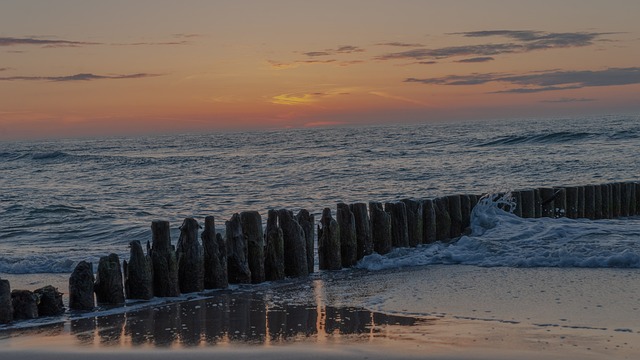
[1,265,639,359]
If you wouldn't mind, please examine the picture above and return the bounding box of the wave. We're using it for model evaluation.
[31,151,71,160]
[477,131,597,147]
[0,256,77,274]
[358,194,640,270]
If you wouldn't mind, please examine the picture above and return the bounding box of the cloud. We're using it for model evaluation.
[302,45,364,57]
[540,97,596,103]
[271,90,351,105]
[405,67,640,93]
[377,42,425,47]
[0,72,162,82]
[455,56,495,63]
[268,58,363,69]
[369,91,430,106]
[0,67,10,72]
[378,30,614,61]
[0,36,97,48]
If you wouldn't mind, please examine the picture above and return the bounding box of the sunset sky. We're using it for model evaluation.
[1,0,639,140]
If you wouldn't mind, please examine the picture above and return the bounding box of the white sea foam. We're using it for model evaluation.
[358,194,640,270]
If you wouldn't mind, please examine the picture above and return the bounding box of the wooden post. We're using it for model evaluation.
[34,285,64,316]
[0,279,13,323]
[337,203,358,267]
[577,186,586,218]
[385,202,409,248]
[511,191,523,217]
[593,184,603,219]
[627,182,640,216]
[69,261,95,310]
[150,220,180,297]
[369,202,392,254]
[318,207,342,270]
[226,213,252,284]
[264,210,285,281]
[202,216,228,289]
[177,217,205,293]
[279,209,309,277]
[620,183,631,217]
[124,240,153,300]
[296,209,315,274]
[553,187,567,218]
[583,185,596,220]
[565,187,578,219]
[611,182,621,218]
[534,188,542,218]
[422,199,437,244]
[401,199,423,247]
[635,182,640,215]
[11,290,38,320]
[447,195,463,238]
[350,203,373,260]
[459,195,472,231]
[601,184,612,219]
[94,253,125,305]
[519,189,535,218]
[539,188,555,218]
[241,211,265,284]
[434,197,451,241]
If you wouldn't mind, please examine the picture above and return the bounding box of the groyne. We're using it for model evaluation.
[1,181,639,324]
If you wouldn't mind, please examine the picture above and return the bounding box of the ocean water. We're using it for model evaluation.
[1,114,639,275]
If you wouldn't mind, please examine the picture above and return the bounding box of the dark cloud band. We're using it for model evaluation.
[0,73,162,82]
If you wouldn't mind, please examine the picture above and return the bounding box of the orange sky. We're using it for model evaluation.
[1,0,640,140]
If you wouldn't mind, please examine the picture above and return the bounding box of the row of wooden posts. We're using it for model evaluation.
[1,181,639,324]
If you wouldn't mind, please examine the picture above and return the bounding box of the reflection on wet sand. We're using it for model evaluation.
[66,280,426,348]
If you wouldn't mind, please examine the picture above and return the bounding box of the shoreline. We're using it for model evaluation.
[2,265,639,359]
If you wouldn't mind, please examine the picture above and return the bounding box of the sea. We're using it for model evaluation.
[1,114,639,276]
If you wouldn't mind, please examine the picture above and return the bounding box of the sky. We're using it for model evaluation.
[1,0,640,140]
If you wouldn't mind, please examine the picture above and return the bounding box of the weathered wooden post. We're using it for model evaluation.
[318,207,342,270]
[69,261,95,310]
[124,240,153,300]
[150,220,180,297]
[337,203,357,267]
[534,188,542,218]
[241,211,265,284]
[601,184,612,219]
[593,184,603,219]
[577,186,586,218]
[226,213,252,284]
[459,195,472,229]
[565,187,578,219]
[434,197,451,241]
[447,195,464,237]
[539,188,555,218]
[264,210,285,280]
[296,209,315,274]
[620,182,631,217]
[511,191,523,218]
[0,279,13,323]
[402,199,423,246]
[385,201,409,248]
[94,253,125,305]
[520,189,535,218]
[611,182,621,218]
[201,216,228,289]
[369,202,392,254]
[350,203,373,260]
[553,187,567,218]
[422,199,437,244]
[584,185,596,220]
[11,290,38,320]
[279,209,308,277]
[635,182,640,215]
[34,285,64,316]
[176,217,205,293]
[627,182,639,216]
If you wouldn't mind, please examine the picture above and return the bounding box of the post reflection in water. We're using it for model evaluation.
[70,278,424,348]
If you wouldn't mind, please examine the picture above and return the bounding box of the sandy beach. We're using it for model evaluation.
[2,265,639,359]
